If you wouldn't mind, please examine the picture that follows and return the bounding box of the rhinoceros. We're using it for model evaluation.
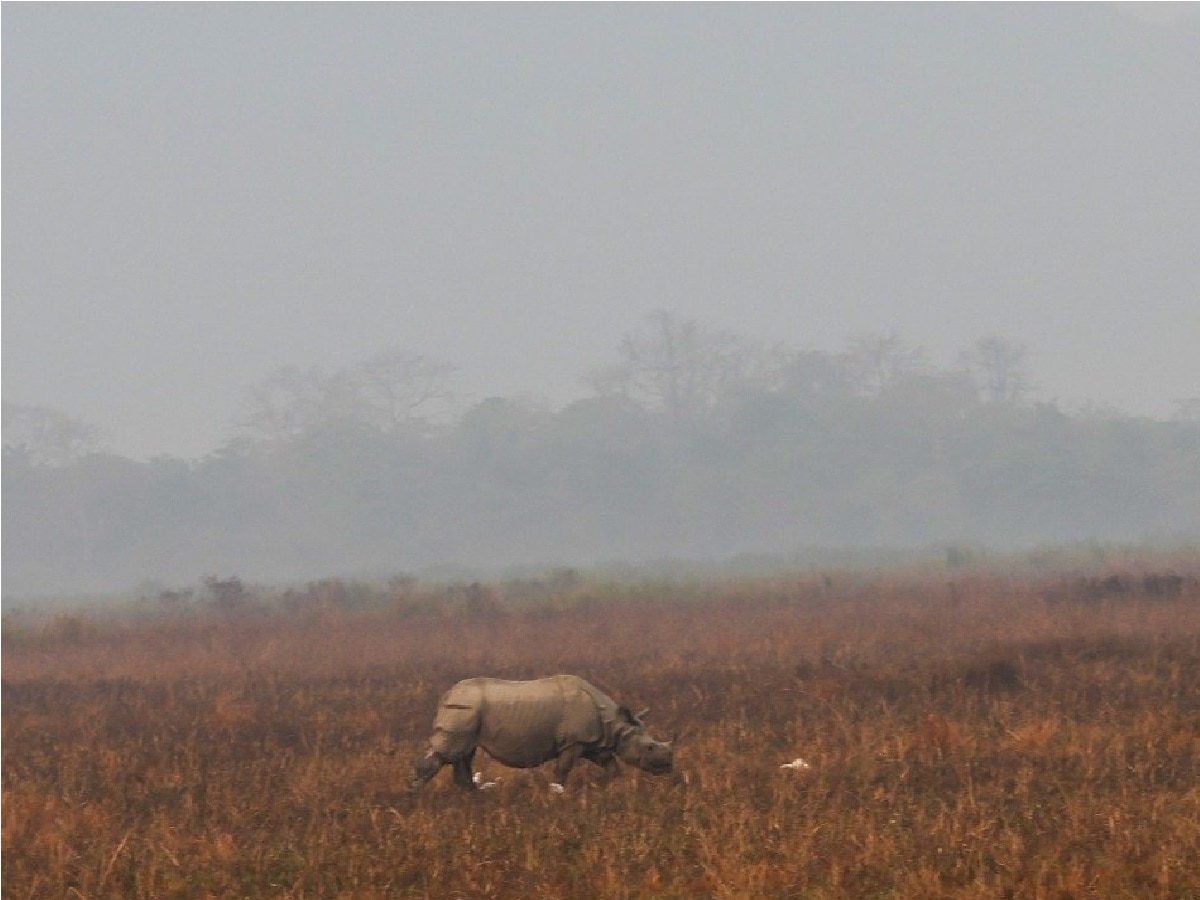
[412,674,674,791]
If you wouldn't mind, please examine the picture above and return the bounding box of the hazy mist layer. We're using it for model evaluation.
[4,4,1199,459]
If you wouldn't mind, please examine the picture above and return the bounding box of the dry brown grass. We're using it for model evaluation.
[4,563,1200,898]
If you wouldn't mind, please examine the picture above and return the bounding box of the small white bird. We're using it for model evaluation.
[549,782,566,794]
[780,758,812,771]
[472,772,500,790]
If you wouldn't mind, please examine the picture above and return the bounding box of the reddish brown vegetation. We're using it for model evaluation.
[4,560,1200,898]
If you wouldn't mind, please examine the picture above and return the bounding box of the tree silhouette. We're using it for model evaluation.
[585,310,781,421]
[960,336,1030,405]
[2,402,106,466]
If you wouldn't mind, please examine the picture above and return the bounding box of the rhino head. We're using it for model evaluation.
[612,707,675,775]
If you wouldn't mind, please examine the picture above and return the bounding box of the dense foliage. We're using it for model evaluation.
[5,322,1199,594]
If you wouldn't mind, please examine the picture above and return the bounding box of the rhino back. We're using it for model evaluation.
[468,676,602,768]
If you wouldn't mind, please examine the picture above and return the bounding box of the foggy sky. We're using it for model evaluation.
[4,4,1199,460]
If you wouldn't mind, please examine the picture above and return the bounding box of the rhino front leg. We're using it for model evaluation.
[585,749,621,778]
[551,745,584,792]
[451,750,478,791]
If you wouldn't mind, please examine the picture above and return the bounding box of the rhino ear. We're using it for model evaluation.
[618,706,642,726]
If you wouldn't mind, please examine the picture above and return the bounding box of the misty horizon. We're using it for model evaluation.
[4,317,1197,465]
[4,4,1199,460]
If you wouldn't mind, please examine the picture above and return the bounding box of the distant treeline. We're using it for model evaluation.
[5,315,1199,595]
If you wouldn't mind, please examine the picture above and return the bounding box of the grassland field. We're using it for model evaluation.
[3,554,1200,899]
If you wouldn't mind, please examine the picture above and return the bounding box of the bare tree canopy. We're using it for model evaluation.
[2,402,106,466]
[233,350,457,445]
[351,349,458,433]
[586,310,785,421]
[960,336,1031,405]
[232,367,360,444]
[845,332,930,397]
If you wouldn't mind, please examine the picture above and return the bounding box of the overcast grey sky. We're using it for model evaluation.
[4,4,1198,459]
